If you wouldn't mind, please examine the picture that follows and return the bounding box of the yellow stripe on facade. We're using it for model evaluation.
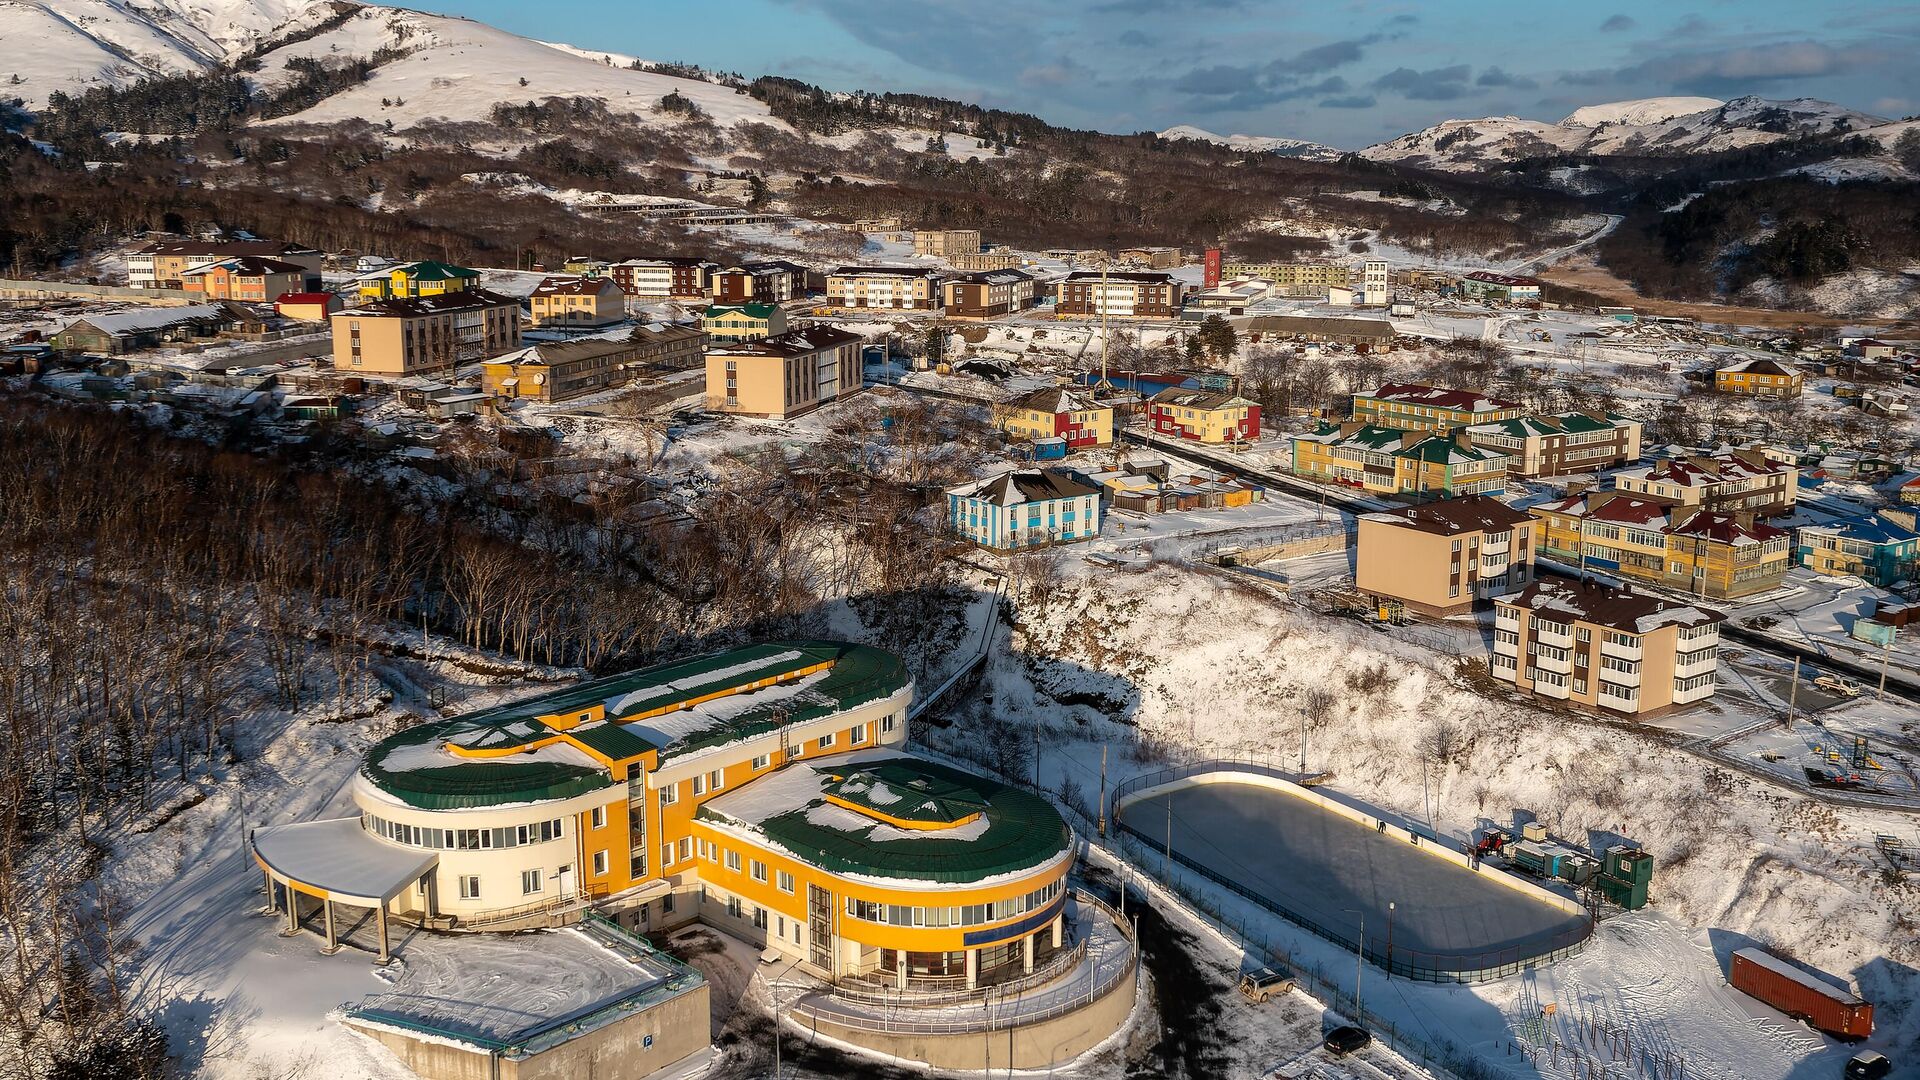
[822,794,983,832]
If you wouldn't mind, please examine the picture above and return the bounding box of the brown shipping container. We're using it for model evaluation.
[1730,948,1874,1040]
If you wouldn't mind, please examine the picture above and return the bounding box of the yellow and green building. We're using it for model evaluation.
[358,260,482,300]
[250,642,1076,989]
[1292,422,1511,498]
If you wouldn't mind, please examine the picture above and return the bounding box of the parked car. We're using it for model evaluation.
[1237,967,1294,1003]
[1323,1026,1371,1057]
[1845,1050,1890,1079]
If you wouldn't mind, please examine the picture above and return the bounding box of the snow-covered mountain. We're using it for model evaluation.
[1360,95,1891,172]
[0,0,344,103]
[1157,124,1341,161]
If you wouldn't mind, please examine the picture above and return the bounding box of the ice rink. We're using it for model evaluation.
[1119,780,1592,973]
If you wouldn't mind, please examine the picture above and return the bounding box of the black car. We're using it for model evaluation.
[1324,1026,1372,1057]
[1846,1051,1891,1079]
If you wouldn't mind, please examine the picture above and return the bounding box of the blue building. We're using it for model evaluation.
[946,469,1103,551]
[1796,515,1920,586]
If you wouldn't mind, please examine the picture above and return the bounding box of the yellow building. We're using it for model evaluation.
[483,325,707,403]
[1493,579,1724,717]
[701,303,787,342]
[248,642,1077,991]
[826,266,944,311]
[1714,358,1804,397]
[528,275,627,328]
[1356,496,1538,616]
[1610,451,1798,516]
[913,229,982,256]
[1529,492,1792,599]
[357,260,482,300]
[329,290,522,377]
[705,327,864,419]
[998,386,1113,449]
[1292,423,1510,497]
[1352,383,1526,432]
[1147,388,1260,444]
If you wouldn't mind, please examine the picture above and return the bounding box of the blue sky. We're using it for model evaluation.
[416,1,1920,148]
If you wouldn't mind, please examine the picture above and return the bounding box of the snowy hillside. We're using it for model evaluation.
[0,0,340,104]
[1157,124,1341,161]
[248,6,784,133]
[1363,95,1891,173]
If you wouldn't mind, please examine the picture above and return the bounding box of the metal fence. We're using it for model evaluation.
[1110,760,1593,985]
[789,890,1136,1036]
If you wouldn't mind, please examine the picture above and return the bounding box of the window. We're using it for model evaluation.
[751,753,771,770]
[679,838,693,861]
[753,907,769,930]
[726,850,742,872]
[662,843,675,867]
[459,875,481,900]
[521,869,542,895]
[709,769,724,792]
[727,896,742,918]
[751,860,768,883]
[593,851,608,876]
[659,785,679,807]
[777,870,795,893]
[590,806,606,829]
[817,732,835,750]
[692,774,706,797]
[662,892,675,914]
[849,725,867,746]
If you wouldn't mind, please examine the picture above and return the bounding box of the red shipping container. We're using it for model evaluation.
[1730,948,1873,1040]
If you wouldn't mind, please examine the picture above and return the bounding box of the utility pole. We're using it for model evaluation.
[1879,639,1893,699]
[1097,744,1108,837]
[1785,656,1800,728]
[1385,901,1395,981]
[1165,800,1173,872]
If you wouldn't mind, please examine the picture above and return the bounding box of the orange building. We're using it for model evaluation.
[180,256,312,302]
[248,642,1074,989]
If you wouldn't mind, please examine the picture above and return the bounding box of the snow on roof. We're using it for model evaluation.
[1508,578,1724,634]
[947,468,1099,506]
[61,304,231,336]
[1716,357,1803,377]
[1362,382,1523,413]
[618,668,834,749]
[1363,494,1532,536]
[1732,948,1863,1005]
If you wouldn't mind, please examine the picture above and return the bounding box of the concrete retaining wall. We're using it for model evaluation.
[0,279,200,305]
[1116,768,1584,918]
[800,964,1136,1072]
[1217,530,1353,565]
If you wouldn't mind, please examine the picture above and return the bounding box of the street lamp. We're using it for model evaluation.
[1343,908,1366,1022]
[1385,901,1396,982]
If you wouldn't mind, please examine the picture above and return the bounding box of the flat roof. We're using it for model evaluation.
[361,642,910,809]
[700,751,1071,884]
[252,817,438,903]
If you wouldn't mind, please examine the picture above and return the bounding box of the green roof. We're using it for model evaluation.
[702,756,1071,884]
[705,303,778,319]
[359,641,910,810]
[402,260,481,282]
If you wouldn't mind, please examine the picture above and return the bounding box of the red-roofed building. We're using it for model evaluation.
[1494,578,1723,717]
[1530,491,1791,599]
[997,386,1114,448]
[1352,383,1525,432]
[274,292,342,321]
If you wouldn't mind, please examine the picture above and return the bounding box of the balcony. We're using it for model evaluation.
[1534,652,1572,675]
[1675,648,1718,674]
[1600,639,1642,662]
[1531,678,1570,700]
[1597,692,1640,713]
[1533,625,1573,649]
[1493,638,1519,658]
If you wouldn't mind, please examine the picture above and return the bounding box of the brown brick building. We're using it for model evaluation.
[1055,271,1183,319]
[941,269,1036,318]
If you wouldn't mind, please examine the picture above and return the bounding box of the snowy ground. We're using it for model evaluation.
[925,558,1920,1078]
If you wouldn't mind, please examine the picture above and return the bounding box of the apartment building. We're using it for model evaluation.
[702,303,786,342]
[1115,246,1181,269]
[913,229,982,257]
[711,262,802,304]
[483,324,707,403]
[528,275,628,328]
[1610,451,1799,516]
[610,257,714,300]
[1493,579,1724,717]
[1148,388,1260,444]
[178,256,312,302]
[1463,411,1643,478]
[1292,423,1511,498]
[998,386,1113,448]
[1715,358,1805,397]
[127,239,324,289]
[705,327,863,419]
[826,266,944,311]
[1361,260,1389,306]
[328,290,522,377]
[947,251,1024,272]
[1055,272,1183,319]
[1457,271,1542,303]
[946,469,1103,551]
[1352,383,1526,432]
[942,269,1036,318]
[1796,516,1920,587]
[357,260,482,300]
[1221,260,1351,298]
[1530,492,1792,599]
[1356,495,1537,616]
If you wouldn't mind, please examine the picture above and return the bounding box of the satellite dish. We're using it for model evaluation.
[531,373,547,385]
